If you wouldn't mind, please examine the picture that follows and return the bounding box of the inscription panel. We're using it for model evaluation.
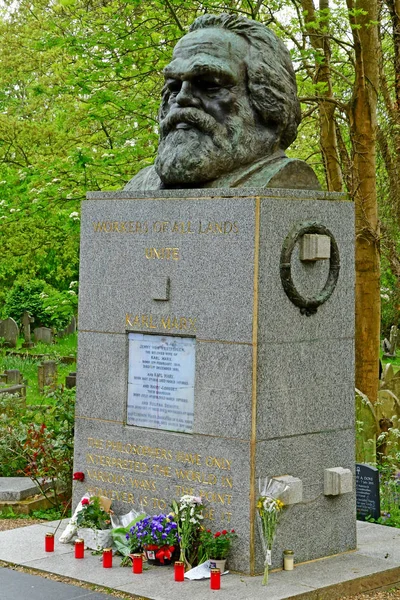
[127,333,195,433]
[85,436,236,525]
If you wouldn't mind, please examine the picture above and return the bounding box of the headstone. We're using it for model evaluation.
[38,361,57,393]
[0,317,19,348]
[73,187,355,574]
[58,315,77,338]
[34,327,53,344]
[388,372,400,399]
[376,389,400,429]
[355,389,378,464]
[73,14,355,575]
[380,362,395,389]
[0,477,50,501]
[0,384,26,400]
[4,369,23,385]
[390,325,398,355]
[65,372,77,389]
[356,463,380,521]
[21,311,35,348]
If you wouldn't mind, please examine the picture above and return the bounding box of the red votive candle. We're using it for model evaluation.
[210,568,221,590]
[45,532,54,552]
[174,561,184,582]
[75,538,84,559]
[103,548,112,568]
[133,553,143,574]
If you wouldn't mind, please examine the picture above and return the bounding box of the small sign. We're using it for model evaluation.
[356,463,380,521]
[127,333,195,433]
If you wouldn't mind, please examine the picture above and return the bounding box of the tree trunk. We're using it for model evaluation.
[300,0,343,191]
[347,0,381,403]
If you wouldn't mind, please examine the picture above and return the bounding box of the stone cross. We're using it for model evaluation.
[22,311,34,347]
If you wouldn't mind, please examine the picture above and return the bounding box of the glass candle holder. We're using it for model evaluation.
[174,561,185,582]
[103,548,112,568]
[210,568,221,590]
[45,532,54,552]
[75,538,84,559]
[132,553,143,574]
[283,549,294,571]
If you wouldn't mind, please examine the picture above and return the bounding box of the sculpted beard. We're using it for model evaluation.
[154,105,270,185]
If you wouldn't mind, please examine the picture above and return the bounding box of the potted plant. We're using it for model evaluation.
[199,528,237,572]
[75,496,112,550]
[127,513,179,565]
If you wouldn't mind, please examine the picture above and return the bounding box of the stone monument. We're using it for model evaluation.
[74,14,355,574]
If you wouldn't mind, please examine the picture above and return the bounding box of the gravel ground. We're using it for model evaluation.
[0,519,399,599]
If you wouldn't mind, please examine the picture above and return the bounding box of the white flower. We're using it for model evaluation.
[69,211,79,220]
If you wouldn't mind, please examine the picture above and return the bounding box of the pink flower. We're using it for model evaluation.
[81,498,90,505]
[73,472,85,482]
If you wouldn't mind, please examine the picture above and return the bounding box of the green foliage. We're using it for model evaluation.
[3,278,77,329]
[0,386,75,508]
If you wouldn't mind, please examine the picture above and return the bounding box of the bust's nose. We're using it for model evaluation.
[175,81,201,108]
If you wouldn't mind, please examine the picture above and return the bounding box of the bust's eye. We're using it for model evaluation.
[166,79,182,94]
[194,78,221,92]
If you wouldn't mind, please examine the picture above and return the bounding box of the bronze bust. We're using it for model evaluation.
[125,14,320,191]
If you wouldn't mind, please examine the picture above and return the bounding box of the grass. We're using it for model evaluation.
[0,333,77,405]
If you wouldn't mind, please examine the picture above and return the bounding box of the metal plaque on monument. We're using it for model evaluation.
[73,13,356,575]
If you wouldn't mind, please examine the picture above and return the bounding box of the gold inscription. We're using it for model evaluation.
[93,220,239,235]
[85,437,235,527]
[93,221,149,234]
[145,247,179,260]
[126,313,196,332]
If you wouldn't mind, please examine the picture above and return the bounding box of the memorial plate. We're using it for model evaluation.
[127,333,195,433]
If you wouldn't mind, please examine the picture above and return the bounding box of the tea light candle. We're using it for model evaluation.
[283,549,294,571]
[75,538,84,559]
[132,553,143,574]
[174,561,185,582]
[45,532,54,552]
[103,548,112,568]
[210,568,221,590]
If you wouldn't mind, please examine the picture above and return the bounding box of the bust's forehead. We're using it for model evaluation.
[164,28,248,80]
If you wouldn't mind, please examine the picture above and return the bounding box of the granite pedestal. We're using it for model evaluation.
[74,187,355,574]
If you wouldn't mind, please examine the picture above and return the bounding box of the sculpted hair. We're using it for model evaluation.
[189,14,301,149]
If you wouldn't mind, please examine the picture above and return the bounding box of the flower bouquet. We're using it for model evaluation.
[75,496,112,550]
[256,477,288,585]
[127,513,179,565]
[171,494,204,569]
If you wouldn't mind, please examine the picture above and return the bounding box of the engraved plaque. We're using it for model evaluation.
[127,333,195,433]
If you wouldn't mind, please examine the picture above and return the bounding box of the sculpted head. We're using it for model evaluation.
[154,13,301,187]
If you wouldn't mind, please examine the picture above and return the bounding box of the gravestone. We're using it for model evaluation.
[380,363,395,389]
[65,372,77,389]
[34,327,53,344]
[73,187,355,574]
[0,317,19,348]
[58,316,77,338]
[376,389,400,429]
[73,13,356,575]
[4,369,23,385]
[355,389,377,464]
[390,325,398,355]
[38,361,57,393]
[356,463,380,521]
[22,311,35,348]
